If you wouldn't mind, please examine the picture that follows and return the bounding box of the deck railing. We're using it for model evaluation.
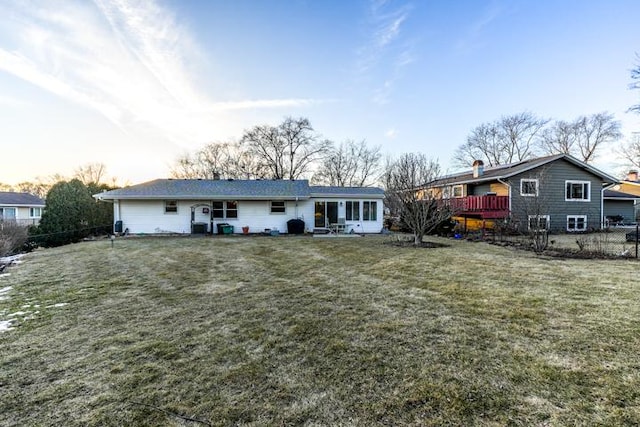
[447,195,509,215]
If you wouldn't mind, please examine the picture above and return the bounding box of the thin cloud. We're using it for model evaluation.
[357,0,415,105]
[357,1,412,73]
[455,2,503,52]
[385,128,398,139]
[0,0,320,148]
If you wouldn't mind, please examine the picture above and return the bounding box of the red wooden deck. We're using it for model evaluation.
[447,195,509,219]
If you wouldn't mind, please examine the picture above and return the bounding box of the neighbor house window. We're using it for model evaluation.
[565,181,590,201]
[528,215,550,231]
[0,207,16,220]
[363,201,377,221]
[452,185,464,198]
[567,215,587,232]
[29,207,42,218]
[345,201,360,221]
[164,201,178,214]
[213,201,238,219]
[520,179,538,196]
[270,201,286,214]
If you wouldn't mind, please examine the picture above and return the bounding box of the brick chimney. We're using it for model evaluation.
[472,160,484,178]
[627,170,638,182]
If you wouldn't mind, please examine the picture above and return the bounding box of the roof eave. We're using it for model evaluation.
[95,194,311,200]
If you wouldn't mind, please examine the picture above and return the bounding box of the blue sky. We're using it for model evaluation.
[1,0,639,185]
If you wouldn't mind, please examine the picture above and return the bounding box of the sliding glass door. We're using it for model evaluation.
[314,201,338,227]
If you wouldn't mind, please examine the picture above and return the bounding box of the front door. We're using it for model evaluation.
[314,201,338,228]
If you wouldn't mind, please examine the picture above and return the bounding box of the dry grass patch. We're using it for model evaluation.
[1,235,640,425]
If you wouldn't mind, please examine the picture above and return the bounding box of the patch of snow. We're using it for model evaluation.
[0,286,11,294]
[8,311,26,317]
[46,303,68,308]
[0,273,10,278]
[0,319,14,332]
[0,254,25,264]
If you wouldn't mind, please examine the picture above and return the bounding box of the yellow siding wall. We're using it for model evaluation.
[618,182,640,197]
[453,216,497,231]
[489,182,509,196]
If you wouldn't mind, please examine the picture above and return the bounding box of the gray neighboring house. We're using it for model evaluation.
[427,154,618,233]
[0,192,45,226]
[603,171,640,225]
[94,179,385,235]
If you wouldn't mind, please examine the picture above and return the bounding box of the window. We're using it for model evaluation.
[29,207,42,218]
[226,201,238,218]
[0,207,16,220]
[528,215,549,231]
[270,201,286,214]
[345,201,360,221]
[164,200,178,213]
[452,185,464,198]
[212,201,238,219]
[363,201,377,221]
[565,181,590,201]
[567,215,587,232]
[520,179,538,196]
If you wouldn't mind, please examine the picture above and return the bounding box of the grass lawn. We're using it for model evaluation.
[1,235,640,426]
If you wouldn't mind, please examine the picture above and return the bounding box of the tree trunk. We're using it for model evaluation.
[414,233,422,245]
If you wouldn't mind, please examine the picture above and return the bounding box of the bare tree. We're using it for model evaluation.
[15,181,50,199]
[241,124,285,178]
[630,54,640,114]
[74,162,108,185]
[313,140,382,186]
[620,132,640,170]
[453,112,548,168]
[170,142,269,180]
[539,113,622,163]
[511,168,552,253]
[171,142,234,179]
[242,117,331,180]
[572,112,622,163]
[384,153,453,245]
[540,120,578,156]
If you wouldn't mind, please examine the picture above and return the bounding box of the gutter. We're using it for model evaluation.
[94,195,313,201]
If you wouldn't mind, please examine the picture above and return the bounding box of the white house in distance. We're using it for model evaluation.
[94,179,385,235]
[0,191,45,226]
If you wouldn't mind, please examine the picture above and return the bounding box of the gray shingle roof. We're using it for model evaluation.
[95,179,385,201]
[0,192,45,206]
[96,179,313,200]
[604,189,640,199]
[432,154,618,186]
[309,186,384,198]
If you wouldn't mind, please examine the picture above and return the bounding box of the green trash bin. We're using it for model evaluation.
[222,225,234,235]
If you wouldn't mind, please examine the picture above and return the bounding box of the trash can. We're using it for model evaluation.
[216,223,229,234]
[218,224,233,234]
[114,220,123,233]
[287,218,305,234]
[191,222,207,234]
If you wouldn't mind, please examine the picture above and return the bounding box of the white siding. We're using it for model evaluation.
[116,197,383,234]
[309,197,384,233]
[116,199,317,234]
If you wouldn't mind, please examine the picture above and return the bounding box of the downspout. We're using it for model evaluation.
[497,178,511,220]
[114,199,121,223]
[602,183,616,229]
